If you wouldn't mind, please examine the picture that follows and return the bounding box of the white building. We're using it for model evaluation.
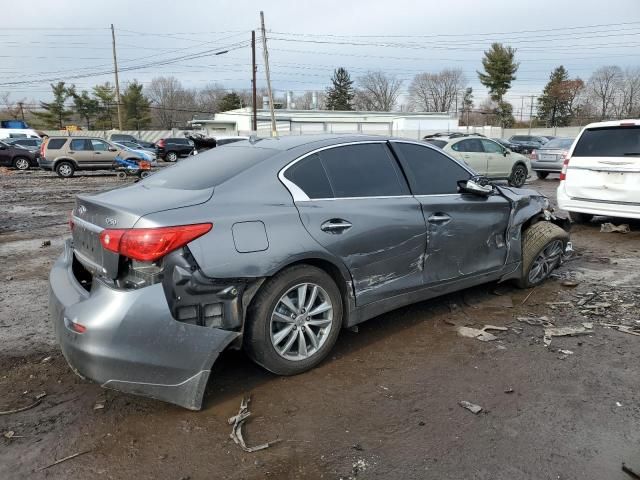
[188,108,458,139]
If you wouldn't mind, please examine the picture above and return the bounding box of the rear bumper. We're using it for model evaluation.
[531,160,562,172]
[49,239,240,410]
[38,157,53,170]
[557,184,640,219]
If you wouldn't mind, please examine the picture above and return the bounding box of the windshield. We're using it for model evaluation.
[543,138,574,149]
[141,145,278,190]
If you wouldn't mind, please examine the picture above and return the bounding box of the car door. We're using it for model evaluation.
[68,139,94,166]
[90,139,117,167]
[481,138,511,177]
[0,141,11,166]
[283,141,427,305]
[449,138,488,175]
[390,141,512,285]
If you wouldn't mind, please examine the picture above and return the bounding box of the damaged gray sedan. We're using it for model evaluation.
[49,135,570,410]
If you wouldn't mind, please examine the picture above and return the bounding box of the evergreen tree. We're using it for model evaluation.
[32,82,74,129]
[92,82,116,129]
[71,89,99,129]
[121,81,151,130]
[217,92,242,112]
[537,66,574,127]
[325,68,355,111]
[477,44,518,127]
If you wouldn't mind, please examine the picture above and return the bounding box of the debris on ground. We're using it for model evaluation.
[0,399,41,416]
[602,324,640,336]
[456,325,506,342]
[600,223,630,234]
[93,398,106,410]
[561,279,579,287]
[40,356,53,363]
[35,392,47,400]
[622,462,640,480]
[459,401,483,414]
[3,431,25,439]
[40,240,51,248]
[544,325,593,347]
[228,396,280,453]
[517,316,552,327]
[558,349,574,355]
[504,388,514,394]
[37,450,92,471]
[521,287,537,305]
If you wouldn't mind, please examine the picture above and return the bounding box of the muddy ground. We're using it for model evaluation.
[1,168,639,480]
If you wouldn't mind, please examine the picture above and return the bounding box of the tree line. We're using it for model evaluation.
[2,42,639,130]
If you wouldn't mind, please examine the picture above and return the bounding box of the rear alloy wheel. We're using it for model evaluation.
[509,164,528,187]
[245,265,342,375]
[55,161,75,178]
[165,151,178,162]
[569,211,594,224]
[536,171,549,180]
[13,157,30,171]
[517,221,569,288]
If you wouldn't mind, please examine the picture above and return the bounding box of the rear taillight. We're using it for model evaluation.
[99,223,212,262]
[559,155,570,181]
[530,149,537,160]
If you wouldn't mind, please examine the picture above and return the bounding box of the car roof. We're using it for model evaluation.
[223,134,396,151]
[582,119,640,129]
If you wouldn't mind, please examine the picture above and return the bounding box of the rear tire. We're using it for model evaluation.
[569,211,594,224]
[165,151,178,162]
[516,221,569,289]
[536,171,549,180]
[55,161,75,178]
[509,164,528,187]
[13,157,30,171]
[244,265,343,376]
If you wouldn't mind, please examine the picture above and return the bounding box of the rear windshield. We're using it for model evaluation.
[141,145,277,190]
[573,126,640,157]
[543,138,574,149]
[424,139,447,149]
[47,138,67,149]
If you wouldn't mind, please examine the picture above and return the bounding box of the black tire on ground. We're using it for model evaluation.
[244,264,343,376]
[55,161,75,178]
[509,163,528,187]
[138,170,151,179]
[536,171,549,180]
[165,151,178,162]
[569,211,594,224]
[13,157,30,171]
[516,221,569,289]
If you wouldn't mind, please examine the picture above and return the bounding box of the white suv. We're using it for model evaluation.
[557,120,640,222]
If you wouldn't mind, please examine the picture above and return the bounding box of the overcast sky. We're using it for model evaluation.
[1,0,639,116]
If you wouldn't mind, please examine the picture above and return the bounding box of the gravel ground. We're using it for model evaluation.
[1,168,639,480]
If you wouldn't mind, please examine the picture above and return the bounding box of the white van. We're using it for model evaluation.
[0,128,41,140]
[557,120,640,222]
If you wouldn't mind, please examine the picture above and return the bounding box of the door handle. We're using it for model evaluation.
[427,213,451,224]
[95,152,101,154]
[321,219,352,233]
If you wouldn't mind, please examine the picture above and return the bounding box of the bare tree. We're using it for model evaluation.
[1,92,26,120]
[354,71,402,111]
[196,83,227,114]
[619,67,640,117]
[146,76,197,128]
[408,69,466,112]
[587,66,623,120]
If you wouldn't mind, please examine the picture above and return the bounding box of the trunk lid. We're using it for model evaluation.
[565,125,640,204]
[72,184,213,279]
[537,148,566,163]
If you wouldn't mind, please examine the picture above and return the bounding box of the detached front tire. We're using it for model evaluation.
[244,265,343,376]
[517,221,569,288]
[509,163,528,187]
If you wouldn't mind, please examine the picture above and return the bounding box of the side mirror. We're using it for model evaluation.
[0,144,6,150]
[458,177,493,196]
[503,149,509,157]
[108,147,118,152]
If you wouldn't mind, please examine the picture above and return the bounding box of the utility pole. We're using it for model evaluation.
[251,30,257,132]
[18,101,24,121]
[520,96,524,122]
[528,95,534,134]
[260,11,277,137]
[110,24,123,131]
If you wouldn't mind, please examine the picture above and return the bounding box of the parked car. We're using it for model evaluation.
[156,137,196,161]
[112,142,158,166]
[424,135,531,187]
[109,133,156,150]
[530,137,575,179]
[540,135,557,141]
[114,139,157,154]
[492,138,526,154]
[39,136,151,177]
[6,137,43,152]
[50,135,570,409]
[508,135,548,154]
[558,120,640,222]
[215,136,250,146]
[0,139,40,170]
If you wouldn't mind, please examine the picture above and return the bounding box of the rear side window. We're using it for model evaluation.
[424,139,447,149]
[284,153,333,199]
[452,139,483,152]
[573,127,640,157]
[47,139,66,150]
[319,143,409,198]
[142,146,276,190]
[70,139,91,151]
[393,143,470,195]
